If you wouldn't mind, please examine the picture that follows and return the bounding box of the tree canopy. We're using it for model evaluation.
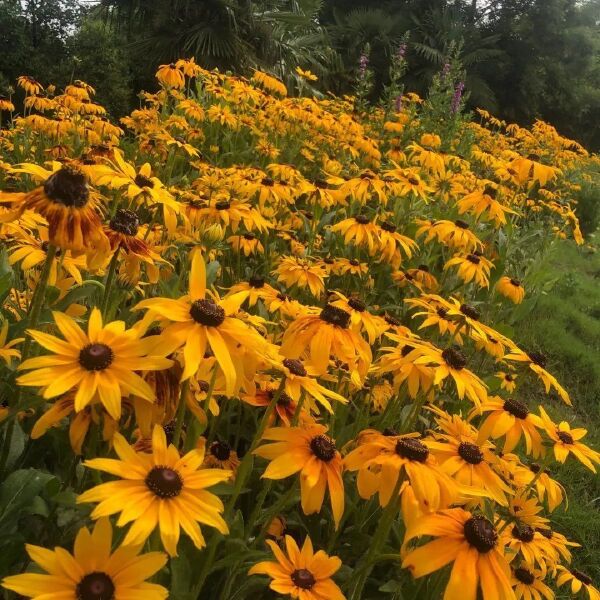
[1,0,600,148]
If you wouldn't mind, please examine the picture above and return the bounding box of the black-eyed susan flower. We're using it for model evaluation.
[502,522,558,569]
[344,430,457,510]
[330,214,379,254]
[413,345,488,407]
[136,252,270,391]
[497,276,526,304]
[428,415,512,505]
[510,565,554,600]
[497,370,518,393]
[17,309,172,419]
[2,163,107,253]
[249,535,345,600]
[78,425,231,556]
[556,567,600,600]
[445,252,494,288]
[280,304,371,385]
[329,291,387,344]
[503,348,571,405]
[402,508,515,600]
[274,256,327,298]
[156,62,185,88]
[1,518,168,599]
[254,424,344,528]
[473,396,544,458]
[539,406,600,472]
[202,438,240,477]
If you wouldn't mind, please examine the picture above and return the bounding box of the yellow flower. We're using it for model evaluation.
[136,252,271,391]
[78,425,231,556]
[17,309,172,419]
[254,424,345,528]
[2,518,168,599]
[249,535,345,599]
[539,406,600,472]
[497,276,526,304]
[402,508,515,600]
[296,67,318,81]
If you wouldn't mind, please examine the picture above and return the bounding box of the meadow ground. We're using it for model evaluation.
[516,236,600,586]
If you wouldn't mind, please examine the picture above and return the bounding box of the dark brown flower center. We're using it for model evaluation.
[460,303,480,320]
[381,220,397,233]
[134,173,154,188]
[210,440,231,461]
[512,524,535,542]
[310,435,336,462]
[198,379,210,393]
[243,232,256,240]
[484,185,497,199]
[190,299,225,327]
[44,167,89,208]
[537,527,553,539]
[145,466,183,498]
[571,569,593,585]
[442,348,467,370]
[79,343,114,371]
[557,430,574,445]
[76,571,115,600]
[395,437,429,462]
[109,208,139,236]
[249,276,264,288]
[261,177,275,187]
[504,374,514,382]
[349,259,360,266]
[466,253,481,264]
[463,516,497,553]
[215,200,231,210]
[418,264,429,273]
[458,442,484,464]
[383,427,398,436]
[385,315,401,326]
[270,389,293,407]
[437,307,448,318]
[514,567,535,585]
[283,358,307,377]
[503,398,529,419]
[408,176,420,186]
[401,344,414,357]
[348,297,366,312]
[354,214,370,224]
[509,278,521,287]
[528,351,547,368]
[291,568,316,589]
[320,304,351,328]
[455,219,470,229]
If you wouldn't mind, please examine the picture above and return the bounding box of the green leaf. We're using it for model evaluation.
[0,469,56,529]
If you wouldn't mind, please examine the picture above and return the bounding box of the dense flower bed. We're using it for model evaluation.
[0,60,598,600]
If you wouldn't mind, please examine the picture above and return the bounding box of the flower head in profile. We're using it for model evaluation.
[2,518,168,599]
[17,309,172,419]
[249,535,344,599]
[556,566,600,599]
[78,425,231,556]
[497,276,525,304]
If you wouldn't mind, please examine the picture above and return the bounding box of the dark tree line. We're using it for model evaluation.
[1,0,600,148]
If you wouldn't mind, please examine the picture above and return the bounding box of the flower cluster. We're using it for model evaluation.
[0,60,598,600]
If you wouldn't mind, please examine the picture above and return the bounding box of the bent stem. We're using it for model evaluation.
[349,473,404,600]
[172,380,189,449]
[191,375,286,597]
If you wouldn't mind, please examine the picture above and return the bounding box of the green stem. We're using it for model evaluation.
[244,479,272,539]
[254,482,297,547]
[101,248,120,319]
[172,380,189,449]
[204,369,220,444]
[20,244,57,362]
[349,474,404,600]
[191,375,286,597]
